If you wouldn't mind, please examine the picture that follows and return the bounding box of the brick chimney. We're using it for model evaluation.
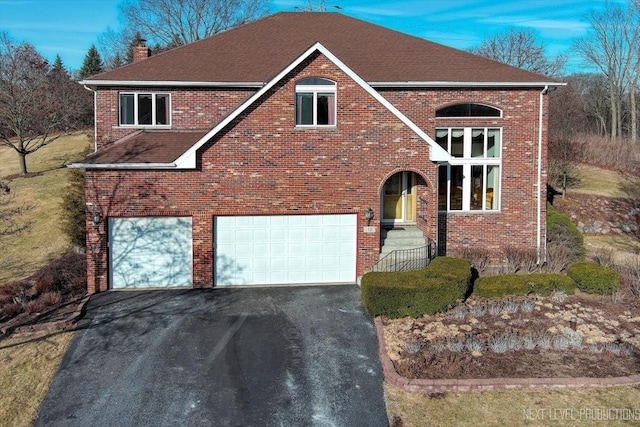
[133,39,150,62]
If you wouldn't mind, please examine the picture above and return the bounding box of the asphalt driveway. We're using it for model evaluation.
[35,285,388,427]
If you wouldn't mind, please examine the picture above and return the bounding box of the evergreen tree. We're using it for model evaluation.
[78,44,103,79]
[111,52,124,69]
[52,54,65,73]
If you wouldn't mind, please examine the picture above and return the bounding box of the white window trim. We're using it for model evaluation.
[438,127,502,212]
[119,92,172,128]
[295,82,337,127]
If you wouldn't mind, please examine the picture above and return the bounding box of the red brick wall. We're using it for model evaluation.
[94,87,255,149]
[378,87,549,262]
[85,53,548,292]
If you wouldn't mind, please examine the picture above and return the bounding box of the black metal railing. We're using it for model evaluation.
[371,240,435,273]
[418,197,428,221]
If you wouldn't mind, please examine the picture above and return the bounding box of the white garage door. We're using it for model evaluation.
[215,214,357,285]
[109,217,193,289]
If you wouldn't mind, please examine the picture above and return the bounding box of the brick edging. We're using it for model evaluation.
[373,316,640,392]
[9,295,91,335]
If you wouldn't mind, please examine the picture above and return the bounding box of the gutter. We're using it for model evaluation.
[537,85,549,265]
[80,80,265,88]
[67,162,178,169]
[83,84,98,153]
[369,81,566,88]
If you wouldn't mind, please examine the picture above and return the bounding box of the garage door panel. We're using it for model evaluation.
[215,214,356,285]
[109,217,192,289]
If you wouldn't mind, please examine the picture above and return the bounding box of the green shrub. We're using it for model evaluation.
[424,256,471,282]
[567,261,620,295]
[547,202,585,261]
[361,257,471,318]
[474,273,575,298]
[60,168,86,248]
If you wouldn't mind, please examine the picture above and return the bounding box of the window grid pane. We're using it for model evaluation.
[437,127,501,212]
[487,129,500,157]
[156,94,169,125]
[137,94,153,125]
[296,93,313,125]
[487,165,499,210]
[120,94,135,125]
[450,166,463,210]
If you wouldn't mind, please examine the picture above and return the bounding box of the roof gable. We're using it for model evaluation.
[83,12,557,86]
[73,42,450,169]
[173,42,450,169]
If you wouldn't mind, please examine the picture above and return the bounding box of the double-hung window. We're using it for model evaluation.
[437,128,501,211]
[295,77,336,126]
[119,93,170,126]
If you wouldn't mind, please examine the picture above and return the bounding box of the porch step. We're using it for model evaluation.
[380,226,426,257]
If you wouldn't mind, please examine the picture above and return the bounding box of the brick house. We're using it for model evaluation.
[74,12,561,293]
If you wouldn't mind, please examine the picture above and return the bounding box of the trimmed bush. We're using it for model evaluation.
[567,261,620,295]
[474,273,575,298]
[361,257,471,318]
[547,202,585,261]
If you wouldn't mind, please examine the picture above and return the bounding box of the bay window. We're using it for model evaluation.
[437,128,501,211]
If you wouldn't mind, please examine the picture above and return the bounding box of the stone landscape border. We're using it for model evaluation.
[374,317,640,393]
[1,296,90,336]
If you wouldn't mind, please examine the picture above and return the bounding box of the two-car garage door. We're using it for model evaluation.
[108,214,357,288]
[215,214,357,285]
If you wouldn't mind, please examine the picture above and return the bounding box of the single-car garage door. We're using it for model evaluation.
[109,217,193,289]
[215,214,357,285]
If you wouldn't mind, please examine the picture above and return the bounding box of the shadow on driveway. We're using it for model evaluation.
[35,285,388,426]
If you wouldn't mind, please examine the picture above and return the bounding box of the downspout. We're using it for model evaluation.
[537,85,549,265]
[83,85,98,153]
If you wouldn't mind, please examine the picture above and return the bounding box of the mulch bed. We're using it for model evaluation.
[384,292,640,380]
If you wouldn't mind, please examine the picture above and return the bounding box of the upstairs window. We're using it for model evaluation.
[295,78,336,126]
[119,93,170,126]
[436,103,501,118]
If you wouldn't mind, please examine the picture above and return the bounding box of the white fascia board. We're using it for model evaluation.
[175,42,450,167]
[369,81,566,88]
[67,162,177,169]
[79,80,264,88]
[175,42,338,168]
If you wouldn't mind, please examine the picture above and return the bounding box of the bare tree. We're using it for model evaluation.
[0,33,91,174]
[574,1,639,141]
[117,0,269,48]
[296,0,327,11]
[569,73,611,137]
[548,83,585,196]
[469,28,566,77]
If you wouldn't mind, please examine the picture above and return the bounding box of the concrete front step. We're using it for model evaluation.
[380,226,427,258]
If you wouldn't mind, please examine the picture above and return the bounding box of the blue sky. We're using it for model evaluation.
[0,0,616,72]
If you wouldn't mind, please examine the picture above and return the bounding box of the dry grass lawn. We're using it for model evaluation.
[0,133,89,426]
[0,131,92,284]
[385,383,640,427]
[0,330,74,427]
[568,164,637,199]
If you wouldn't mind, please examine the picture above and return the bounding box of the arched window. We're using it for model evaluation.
[436,103,501,118]
[295,78,337,126]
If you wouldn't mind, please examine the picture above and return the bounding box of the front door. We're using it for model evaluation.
[382,172,416,224]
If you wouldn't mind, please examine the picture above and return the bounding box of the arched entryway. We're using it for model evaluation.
[381,171,421,225]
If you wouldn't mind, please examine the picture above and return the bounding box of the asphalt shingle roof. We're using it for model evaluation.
[85,12,553,84]
[79,130,208,164]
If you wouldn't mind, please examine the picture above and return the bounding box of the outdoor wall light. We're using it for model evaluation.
[364,207,374,221]
[91,210,102,227]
